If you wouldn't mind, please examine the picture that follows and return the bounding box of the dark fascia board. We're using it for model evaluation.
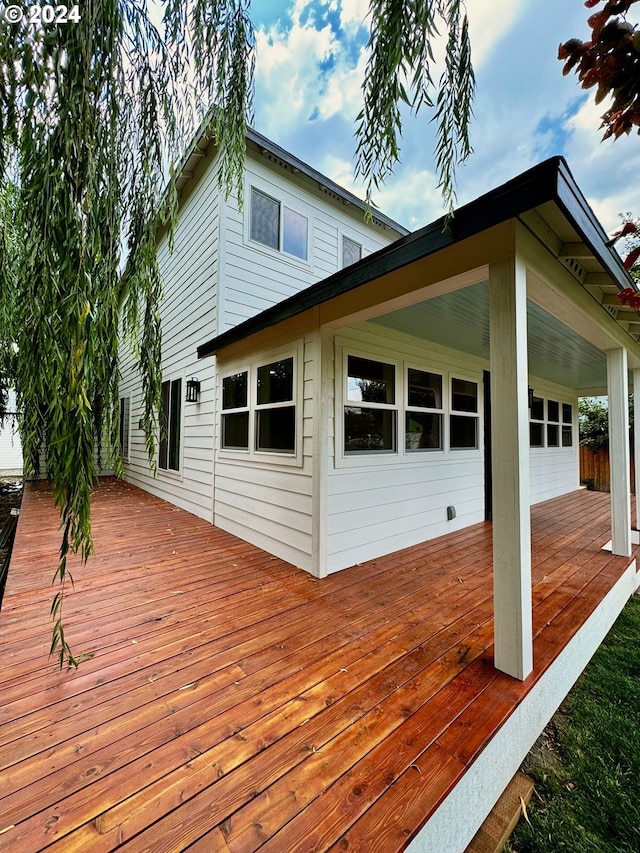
[197,156,635,359]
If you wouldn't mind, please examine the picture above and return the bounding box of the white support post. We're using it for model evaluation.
[633,369,640,528]
[607,349,631,556]
[489,256,533,681]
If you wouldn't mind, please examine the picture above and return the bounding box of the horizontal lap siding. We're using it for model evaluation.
[222,158,397,331]
[214,332,318,572]
[326,325,487,574]
[528,378,579,504]
[118,154,221,521]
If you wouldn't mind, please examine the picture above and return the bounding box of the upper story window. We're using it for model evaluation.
[250,187,308,260]
[159,378,181,471]
[342,236,362,268]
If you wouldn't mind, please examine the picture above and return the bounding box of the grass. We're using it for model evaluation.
[507,595,640,853]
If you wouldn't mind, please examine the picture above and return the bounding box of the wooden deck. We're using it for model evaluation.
[0,479,636,852]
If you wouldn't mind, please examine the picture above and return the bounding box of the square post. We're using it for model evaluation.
[633,369,640,528]
[489,256,533,680]
[607,348,631,556]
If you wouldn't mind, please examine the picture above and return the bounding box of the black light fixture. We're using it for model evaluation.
[186,377,201,403]
[528,386,534,409]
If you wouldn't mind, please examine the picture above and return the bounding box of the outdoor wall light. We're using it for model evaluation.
[528,386,534,409]
[186,378,201,403]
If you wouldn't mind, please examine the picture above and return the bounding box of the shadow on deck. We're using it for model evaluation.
[0,479,637,852]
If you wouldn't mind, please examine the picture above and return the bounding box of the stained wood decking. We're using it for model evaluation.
[0,479,635,852]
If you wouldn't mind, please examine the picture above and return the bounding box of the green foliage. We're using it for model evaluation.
[0,1,254,668]
[508,597,640,853]
[355,0,475,212]
[579,397,610,452]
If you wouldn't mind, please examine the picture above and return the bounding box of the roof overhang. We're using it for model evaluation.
[197,157,639,373]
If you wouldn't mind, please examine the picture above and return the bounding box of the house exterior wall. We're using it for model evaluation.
[322,322,580,575]
[213,323,318,572]
[118,144,399,524]
[220,154,398,332]
[0,389,23,475]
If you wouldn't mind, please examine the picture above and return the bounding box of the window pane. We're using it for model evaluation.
[283,207,308,259]
[343,237,362,268]
[406,412,442,451]
[562,403,572,424]
[169,378,181,471]
[547,423,559,447]
[119,397,130,459]
[548,400,559,423]
[408,368,442,409]
[562,425,573,447]
[251,189,279,249]
[530,422,544,447]
[256,406,295,453]
[159,380,170,469]
[222,372,248,410]
[451,378,477,413]
[531,396,544,421]
[257,358,294,404]
[222,412,249,449]
[450,415,478,449]
[347,356,395,404]
[344,407,396,452]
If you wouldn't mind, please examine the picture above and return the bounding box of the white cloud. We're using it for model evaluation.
[465,0,531,67]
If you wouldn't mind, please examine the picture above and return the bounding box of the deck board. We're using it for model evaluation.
[0,479,636,852]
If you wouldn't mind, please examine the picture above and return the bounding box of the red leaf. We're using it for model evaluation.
[624,246,640,270]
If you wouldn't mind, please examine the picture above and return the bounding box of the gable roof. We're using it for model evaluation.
[197,156,637,359]
[174,117,408,237]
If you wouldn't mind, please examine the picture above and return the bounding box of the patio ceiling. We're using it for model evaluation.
[371,280,609,393]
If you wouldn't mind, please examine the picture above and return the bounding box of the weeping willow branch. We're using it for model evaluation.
[0,0,254,668]
[356,0,475,212]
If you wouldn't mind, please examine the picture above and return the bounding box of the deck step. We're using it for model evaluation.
[464,771,535,853]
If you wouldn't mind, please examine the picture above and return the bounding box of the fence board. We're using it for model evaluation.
[579,445,635,494]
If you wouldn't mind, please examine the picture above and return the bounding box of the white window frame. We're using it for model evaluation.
[335,341,482,468]
[247,184,311,264]
[218,343,304,468]
[220,369,250,452]
[404,364,445,453]
[528,394,574,450]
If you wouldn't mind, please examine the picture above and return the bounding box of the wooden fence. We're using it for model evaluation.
[579,445,636,494]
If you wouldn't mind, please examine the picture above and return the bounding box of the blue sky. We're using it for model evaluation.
[248,0,640,235]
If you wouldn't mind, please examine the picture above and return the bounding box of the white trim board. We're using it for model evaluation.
[406,559,639,853]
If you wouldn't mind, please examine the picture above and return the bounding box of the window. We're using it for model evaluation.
[119,396,130,460]
[450,377,478,449]
[529,395,545,447]
[159,378,181,471]
[547,399,560,447]
[529,395,573,449]
[250,188,308,260]
[256,358,295,453]
[342,236,362,268]
[405,368,443,451]
[221,371,249,450]
[344,355,396,453]
[562,403,573,447]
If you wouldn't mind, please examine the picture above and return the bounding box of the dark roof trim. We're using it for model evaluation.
[198,156,634,359]
[174,113,408,236]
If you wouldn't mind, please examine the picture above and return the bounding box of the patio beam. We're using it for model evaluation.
[489,255,533,681]
[607,348,631,556]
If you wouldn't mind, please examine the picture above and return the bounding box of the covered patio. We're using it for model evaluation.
[0,478,637,852]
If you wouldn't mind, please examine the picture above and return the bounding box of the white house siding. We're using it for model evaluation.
[213,327,318,572]
[221,154,399,331]
[528,377,580,504]
[0,389,23,475]
[118,157,222,521]
[325,324,487,574]
[323,323,582,574]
